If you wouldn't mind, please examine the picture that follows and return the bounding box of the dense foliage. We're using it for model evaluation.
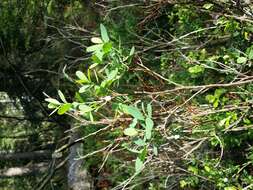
[2,0,253,189]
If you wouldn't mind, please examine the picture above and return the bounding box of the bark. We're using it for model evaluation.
[0,150,52,161]
[0,162,48,178]
[68,130,94,190]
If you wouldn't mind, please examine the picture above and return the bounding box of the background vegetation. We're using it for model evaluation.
[1,0,253,189]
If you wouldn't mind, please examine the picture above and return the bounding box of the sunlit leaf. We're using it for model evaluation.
[129,46,135,56]
[188,65,204,74]
[58,90,67,103]
[203,3,213,9]
[79,85,90,93]
[76,71,89,83]
[237,56,247,64]
[91,37,103,44]
[86,44,103,52]
[48,103,58,109]
[45,98,61,105]
[124,128,138,137]
[100,24,109,42]
[57,103,71,115]
[103,42,112,53]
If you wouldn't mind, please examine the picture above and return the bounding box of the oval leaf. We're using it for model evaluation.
[147,103,152,118]
[124,128,138,137]
[57,103,71,115]
[79,104,93,113]
[100,24,109,42]
[127,106,145,121]
[58,90,67,103]
[145,117,154,139]
[45,98,61,105]
[79,85,90,93]
[237,56,247,64]
[91,37,103,44]
[135,157,143,174]
[86,44,103,53]
[76,71,89,83]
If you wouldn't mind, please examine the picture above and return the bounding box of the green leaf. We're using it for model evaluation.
[237,56,247,64]
[89,63,99,69]
[224,187,237,190]
[203,3,213,9]
[139,147,147,161]
[45,98,61,105]
[127,106,145,121]
[135,157,143,174]
[213,99,219,108]
[95,50,104,61]
[107,69,118,81]
[129,46,135,56]
[180,180,187,188]
[58,90,67,103]
[129,118,138,128]
[57,103,71,115]
[248,48,253,60]
[79,85,90,93]
[145,117,154,139]
[147,103,152,118]
[134,139,146,146]
[100,24,109,42]
[205,95,215,103]
[214,88,226,97]
[86,44,103,52]
[123,144,141,153]
[48,103,58,109]
[188,166,198,175]
[79,105,93,113]
[188,65,204,74]
[123,128,138,137]
[102,42,112,54]
[91,37,103,44]
[91,55,102,64]
[89,112,94,122]
[47,0,53,14]
[204,165,211,172]
[76,71,89,83]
